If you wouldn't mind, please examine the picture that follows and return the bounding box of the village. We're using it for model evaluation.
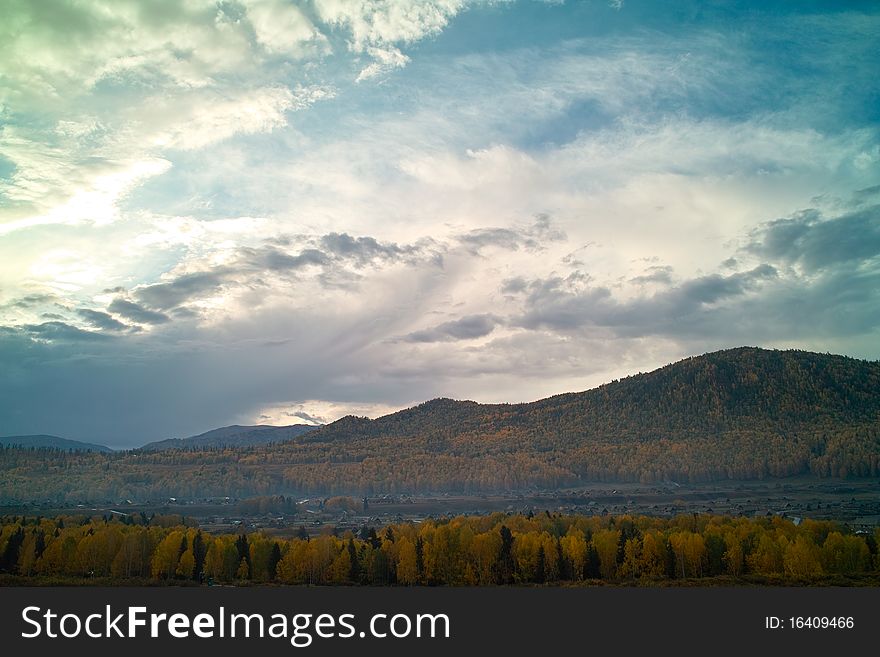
[12,477,877,539]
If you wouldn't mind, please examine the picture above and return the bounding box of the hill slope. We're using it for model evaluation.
[0,435,112,453]
[308,346,880,450]
[139,424,317,451]
[1,348,878,502]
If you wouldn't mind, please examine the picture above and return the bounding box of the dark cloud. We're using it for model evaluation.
[679,264,777,305]
[129,234,425,311]
[501,277,529,294]
[77,309,129,331]
[852,185,880,203]
[108,298,171,325]
[3,294,55,309]
[458,215,566,254]
[745,205,880,273]
[459,227,527,252]
[531,213,567,242]
[516,264,778,334]
[134,270,233,311]
[18,321,108,342]
[630,265,673,285]
[320,233,407,263]
[286,410,325,425]
[261,247,328,271]
[404,314,502,342]
[234,245,328,272]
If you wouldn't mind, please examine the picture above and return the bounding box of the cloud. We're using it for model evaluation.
[149,86,323,152]
[457,214,567,254]
[108,298,170,325]
[287,410,326,425]
[133,270,234,312]
[314,0,465,51]
[76,309,129,331]
[0,0,337,237]
[356,46,410,82]
[14,321,109,342]
[458,227,525,252]
[246,0,329,57]
[745,205,880,273]
[501,277,529,294]
[0,0,322,103]
[403,313,502,342]
[256,247,329,271]
[515,264,780,335]
[630,265,673,285]
[308,0,478,82]
[123,231,432,315]
[2,294,56,309]
[320,232,409,262]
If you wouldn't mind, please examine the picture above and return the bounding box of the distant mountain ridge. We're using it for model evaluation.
[306,346,880,447]
[0,435,112,453]
[138,424,318,451]
[2,348,878,502]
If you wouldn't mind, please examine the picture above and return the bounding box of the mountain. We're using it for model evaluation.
[139,424,318,451]
[0,434,112,453]
[309,346,880,447]
[2,348,878,502]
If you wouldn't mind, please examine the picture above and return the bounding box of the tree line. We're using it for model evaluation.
[1,512,878,585]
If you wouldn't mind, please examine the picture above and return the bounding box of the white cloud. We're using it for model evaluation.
[246,0,329,56]
[255,399,408,425]
[356,45,410,81]
[148,85,316,151]
[315,0,467,80]
[315,0,465,51]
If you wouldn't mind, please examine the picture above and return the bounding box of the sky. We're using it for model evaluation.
[0,0,878,448]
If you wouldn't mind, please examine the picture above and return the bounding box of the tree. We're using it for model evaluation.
[592,529,620,579]
[269,542,282,581]
[346,538,360,582]
[783,535,822,578]
[331,549,352,584]
[192,530,207,580]
[619,537,642,580]
[497,525,515,584]
[151,531,184,579]
[415,537,425,580]
[235,534,251,578]
[177,549,195,579]
[0,526,24,573]
[821,532,871,573]
[535,545,546,584]
[723,533,744,577]
[397,537,419,585]
[560,529,587,581]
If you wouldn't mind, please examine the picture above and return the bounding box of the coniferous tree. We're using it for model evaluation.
[535,545,546,584]
[497,526,515,584]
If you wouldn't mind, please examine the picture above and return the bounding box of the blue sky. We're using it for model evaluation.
[1,0,878,447]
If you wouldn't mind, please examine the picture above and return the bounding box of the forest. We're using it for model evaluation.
[1,348,879,502]
[1,512,878,586]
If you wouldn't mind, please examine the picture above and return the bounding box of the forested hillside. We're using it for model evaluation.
[139,424,317,451]
[0,435,112,453]
[1,348,878,502]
